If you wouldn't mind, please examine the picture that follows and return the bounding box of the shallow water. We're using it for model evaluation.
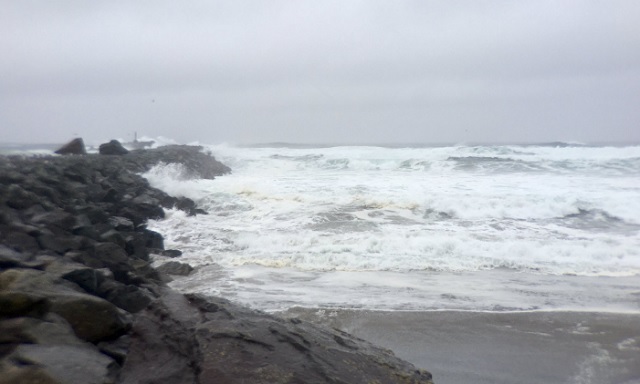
[276,309,640,384]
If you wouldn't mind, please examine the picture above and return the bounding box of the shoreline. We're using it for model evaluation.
[277,308,640,384]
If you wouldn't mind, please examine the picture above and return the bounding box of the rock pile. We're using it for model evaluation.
[0,143,433,384]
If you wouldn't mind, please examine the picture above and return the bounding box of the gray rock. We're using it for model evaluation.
[99,140,129,155]
[4,184,39,209]
[0,269,131,343]
[160,249,182,258]
[37,234,83,254]
[3,231,41,253]
[143,230,164,249]
[156,261,193,276]
[0,244,39,268]
[99,229,126,248]
[31,210,76,231]
[124,233,149,260]
[0,314,85,346]
[108,216,134,232]
[55,138,87,155]
[98,335,131,365]
[47,261,103,293]
[119,289,200,384]
[0,291,49,318]
[2,344,117,384]
[97,279,153,313]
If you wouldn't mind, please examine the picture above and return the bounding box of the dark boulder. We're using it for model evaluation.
[4,184,39,210]
[99,229,126,248]
[99,140,129,155]
[0,245,38,269]
[108,216,134,232]
[0,269,131,343]
[160,249,182,258]
[54,138,87,156]
[156,261,193,276]
[97,281,153,313]
[37,233,84,254]
[142,230,164,250]
[3,231,41,254]
[0,314,86,346]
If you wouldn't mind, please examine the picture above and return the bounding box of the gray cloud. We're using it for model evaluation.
[1,0,639,144]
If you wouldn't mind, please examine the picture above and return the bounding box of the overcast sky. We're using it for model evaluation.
[1,1,639,145]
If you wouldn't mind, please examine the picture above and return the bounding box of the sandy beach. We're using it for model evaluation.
[279,309,640,384]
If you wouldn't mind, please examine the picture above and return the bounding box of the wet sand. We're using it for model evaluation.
[278,309,640,384]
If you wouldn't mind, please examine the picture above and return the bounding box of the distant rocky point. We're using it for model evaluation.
[53,138,232,180]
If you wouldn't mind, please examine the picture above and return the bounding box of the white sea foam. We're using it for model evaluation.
[146,143,640,312]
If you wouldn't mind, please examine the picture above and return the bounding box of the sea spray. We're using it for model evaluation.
[147,143,640,312]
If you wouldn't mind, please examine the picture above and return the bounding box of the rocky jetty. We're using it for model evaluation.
[0,143,433,384]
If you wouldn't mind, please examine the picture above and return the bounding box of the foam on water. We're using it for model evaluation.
[147,143,640,312]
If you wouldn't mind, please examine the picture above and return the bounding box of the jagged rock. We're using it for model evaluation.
[156,261,193,276]
[99,140,129,155]
[54,138,87,156]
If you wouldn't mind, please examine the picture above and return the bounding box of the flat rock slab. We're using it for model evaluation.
[0,344,116,384]
[192,295,434,384]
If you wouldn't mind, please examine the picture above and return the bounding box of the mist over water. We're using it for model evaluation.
[147,143,640,313]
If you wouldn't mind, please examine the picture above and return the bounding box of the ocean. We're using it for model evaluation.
[4,140,639,382]
[145,143,640,314]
